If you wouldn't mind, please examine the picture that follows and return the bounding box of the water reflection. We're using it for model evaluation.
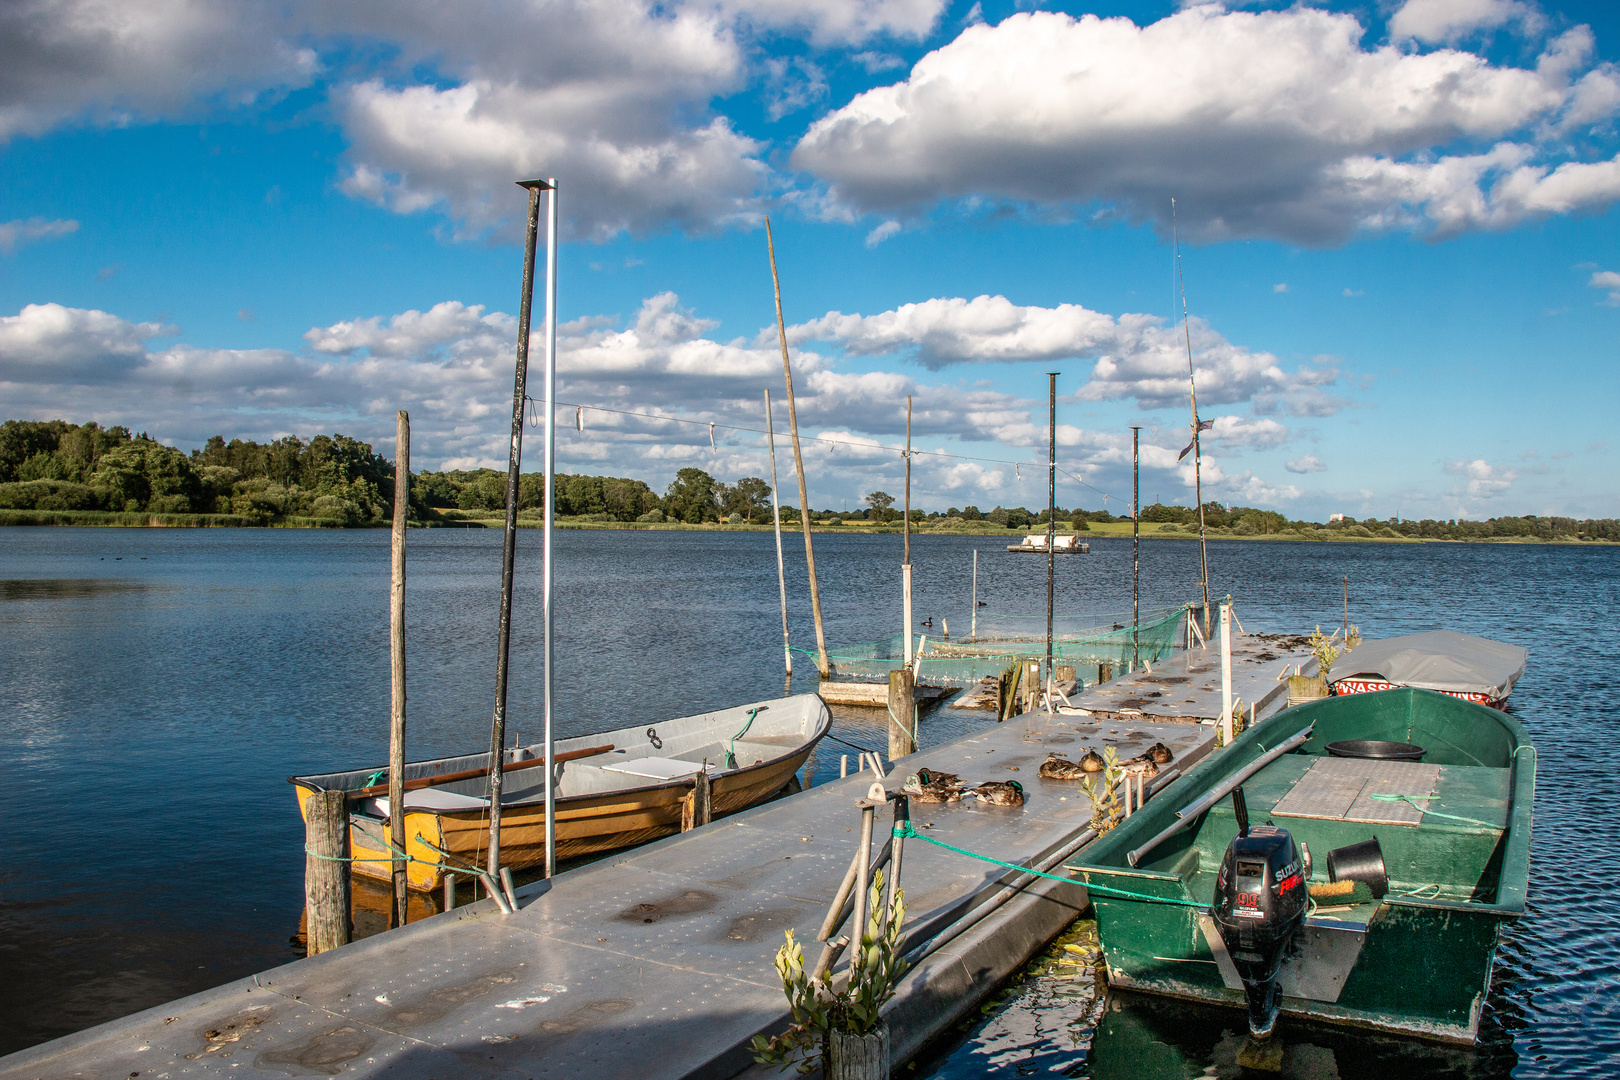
[0,578,171,601]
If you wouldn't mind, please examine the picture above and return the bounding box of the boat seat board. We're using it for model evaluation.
[364,789,490,817]
[601,756,719,781]
[1273,758,1441,827]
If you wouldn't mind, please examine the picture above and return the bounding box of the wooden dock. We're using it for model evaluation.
[1063,632,1317,723]
[0,708,1215,1080]
[816,680,957,708]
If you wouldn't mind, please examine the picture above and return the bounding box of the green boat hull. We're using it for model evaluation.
[1072,688,1534,1044]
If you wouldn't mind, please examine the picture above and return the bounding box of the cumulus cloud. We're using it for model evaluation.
[720,0,942,46]
[1589,269,1620,305]
[1444,458,1516,498]
[0,0,317,143]
[793,7,1620,244]
[0,0,943,240]
[2,295,1322,510]
[787,294,1350,416]
[1389,0,1541,45]
[1286,454,1328,473]
[0,217,79,255]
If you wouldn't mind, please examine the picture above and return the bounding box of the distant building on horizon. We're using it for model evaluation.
[1328,513,1347,523]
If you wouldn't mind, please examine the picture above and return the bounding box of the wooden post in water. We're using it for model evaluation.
[681,768,712,831]
[766,217,830,678]
[305,790,351,955]
[389,410,409,929]
[888,668,917,760]
[486,178,548,892]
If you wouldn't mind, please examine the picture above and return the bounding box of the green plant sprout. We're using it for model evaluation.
[751,870,908,1074]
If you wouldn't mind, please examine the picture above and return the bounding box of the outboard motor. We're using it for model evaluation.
[1210,787,1308,1038]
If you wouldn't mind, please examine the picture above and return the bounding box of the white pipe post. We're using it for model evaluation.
[902,396,913,666]
[765,389,791,675]
[543,178,559,878]
[902,564,913,665]
[1219,600,1233,746]
[971,549,978,638]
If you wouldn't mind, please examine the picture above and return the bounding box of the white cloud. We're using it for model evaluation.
[1389,0,1541,45]
[1286,454,1328,473]
[0,303,170,383]
[1273,283,1289,294]
[787,294,1350,416]
[719,0,943,46]
[0,0,317,143]
[1590,269,1620,305]
[0,294,1331,513]
[1444,458,1516,498]
[793,7,1620,245]
[865,220,902,246]
[0,218,79,255]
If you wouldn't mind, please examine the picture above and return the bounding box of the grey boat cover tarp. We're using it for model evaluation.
[1332,629,1527,700]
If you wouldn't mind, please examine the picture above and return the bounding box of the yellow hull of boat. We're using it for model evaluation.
[294,745,813,892]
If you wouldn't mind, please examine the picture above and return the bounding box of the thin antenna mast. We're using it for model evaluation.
[1173,198,1211,637]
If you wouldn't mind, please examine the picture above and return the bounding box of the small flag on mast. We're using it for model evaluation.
[1178,418,1215,462]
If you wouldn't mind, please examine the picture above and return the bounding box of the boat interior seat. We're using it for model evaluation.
[1190,755,1511,901]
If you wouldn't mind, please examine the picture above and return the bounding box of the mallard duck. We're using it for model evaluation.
[1039,754,1089,779]
[1119,754,1159,779]
[1079,749,1106,772]
[902,769,967,803]
[971,780,1025,807]
[1146,742,1174,764]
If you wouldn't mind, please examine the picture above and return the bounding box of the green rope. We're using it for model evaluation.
[885,698,919,745]
[892,822,1204,909]
[363,771,385,789]
[726,707,763,769]
[1367,793,1502,829]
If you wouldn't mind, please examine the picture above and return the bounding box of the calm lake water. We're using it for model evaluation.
[0,527,1615,1076]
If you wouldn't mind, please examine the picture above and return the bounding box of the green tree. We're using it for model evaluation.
[665,467,719,523]
[721,477,772,523]
[865,491,895,522]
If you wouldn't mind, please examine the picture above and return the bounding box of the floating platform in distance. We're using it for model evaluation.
[816,680,957,708]
[1064,632,1316,724]
[1007,534,1090,554]
[0,710,1215,1080]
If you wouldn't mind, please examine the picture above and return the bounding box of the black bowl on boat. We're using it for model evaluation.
[1325,739,1426,761]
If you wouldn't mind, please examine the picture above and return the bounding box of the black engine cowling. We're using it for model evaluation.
[1209,787,1307,1038]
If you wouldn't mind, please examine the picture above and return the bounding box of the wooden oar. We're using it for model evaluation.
[348,744,616,800]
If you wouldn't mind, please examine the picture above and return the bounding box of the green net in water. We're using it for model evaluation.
[801,604,1190,685]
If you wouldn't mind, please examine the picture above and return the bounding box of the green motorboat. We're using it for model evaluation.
[1069,687,1534,1044]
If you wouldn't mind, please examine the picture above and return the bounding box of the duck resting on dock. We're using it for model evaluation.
[970,780,1025,807]
[1038,754,1090,779]
[1118,754,1159,779]
[903,769,969,803]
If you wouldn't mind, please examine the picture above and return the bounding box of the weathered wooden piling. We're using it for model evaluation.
[1098,661,1113,684]
[389,409,409,929]
[887,668,917,760]
[681,768,712,831]
[305,789,351,955]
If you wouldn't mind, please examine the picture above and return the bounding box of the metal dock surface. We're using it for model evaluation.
[2,711,1215,1080]
[1067,633,1316,722]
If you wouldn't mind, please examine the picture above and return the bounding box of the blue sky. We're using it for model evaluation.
[1,0,1617,520]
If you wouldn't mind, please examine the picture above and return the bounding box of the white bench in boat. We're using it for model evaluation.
[600,756,719,781]
[364,789,489,817]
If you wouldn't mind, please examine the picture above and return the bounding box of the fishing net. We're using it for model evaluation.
[802,604,1190,685]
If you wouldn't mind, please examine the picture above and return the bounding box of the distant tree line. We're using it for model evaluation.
[3,420,1613,538]
[0,419,411,525]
